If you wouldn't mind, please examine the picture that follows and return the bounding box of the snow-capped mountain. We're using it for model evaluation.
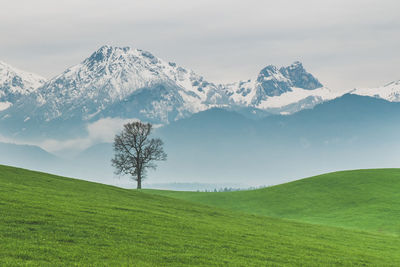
[0,61,46,111]
[0,45,341,139]
[351,80,400,102]
[7,46,229,124]
[224,61,340,113]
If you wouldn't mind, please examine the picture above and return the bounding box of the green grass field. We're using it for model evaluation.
[2,165,400,265]
[146,169,400,235]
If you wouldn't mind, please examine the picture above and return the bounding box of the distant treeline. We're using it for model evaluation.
[198,185,267,192]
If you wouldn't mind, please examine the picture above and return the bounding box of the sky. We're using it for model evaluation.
[1,0,399,91]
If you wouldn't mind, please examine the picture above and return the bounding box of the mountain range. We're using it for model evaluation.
[3,45,398,141]
[1,45,400,187]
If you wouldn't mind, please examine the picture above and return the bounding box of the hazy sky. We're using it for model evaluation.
[1,0,399,91]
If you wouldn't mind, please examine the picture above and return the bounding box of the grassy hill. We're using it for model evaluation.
[1,166,400,265]
[146,169,400,235]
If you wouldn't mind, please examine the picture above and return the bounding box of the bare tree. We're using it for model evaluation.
[111,121,167,189]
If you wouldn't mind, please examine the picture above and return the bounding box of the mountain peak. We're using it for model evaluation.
[86,45,131,65]
[255,65,292,98]
[88,45,113,62]
[280,62,322,90]
[252,61,323,100]
[95,45,130,53]
[0,61,46,111]
[352,79,400,102]
[288,61,303,68]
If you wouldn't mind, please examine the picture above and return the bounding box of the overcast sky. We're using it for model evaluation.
[1,0,399,91]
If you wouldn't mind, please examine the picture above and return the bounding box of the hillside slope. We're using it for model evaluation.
[1,165,400,265]
[147,169,400,235]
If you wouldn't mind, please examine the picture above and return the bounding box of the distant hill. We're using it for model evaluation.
[0,142,60,171]
[0,142,129,187]
[147,169,400,235]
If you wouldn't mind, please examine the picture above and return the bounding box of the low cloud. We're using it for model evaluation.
[87,117,139,142]
[0,133,19,144]
[1,117,162,155]
[39,117,139,154]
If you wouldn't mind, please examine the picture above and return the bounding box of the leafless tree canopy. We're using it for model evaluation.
[111,122,167,189]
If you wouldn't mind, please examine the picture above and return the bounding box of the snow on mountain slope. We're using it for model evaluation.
[256,87,342,110]
[352,80,400,102]
[0,61,46,111]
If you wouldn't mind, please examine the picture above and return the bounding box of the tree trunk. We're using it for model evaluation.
[137,175,142,189]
